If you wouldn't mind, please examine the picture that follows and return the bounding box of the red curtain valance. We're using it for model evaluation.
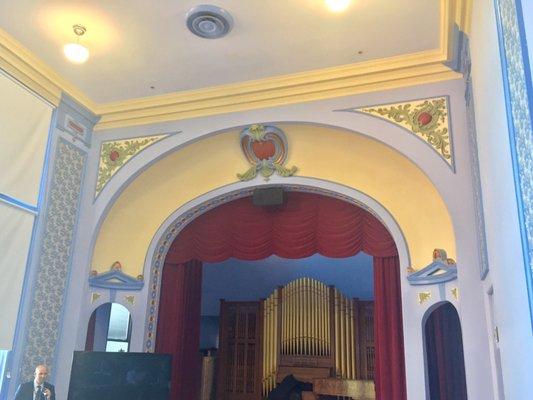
[166,192,397,264]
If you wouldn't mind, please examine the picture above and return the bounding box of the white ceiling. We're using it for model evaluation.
[0,0,440,103]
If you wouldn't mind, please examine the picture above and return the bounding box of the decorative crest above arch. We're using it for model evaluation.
[237,124,298,181]
[89,261,144,290]
[408,249,457,285]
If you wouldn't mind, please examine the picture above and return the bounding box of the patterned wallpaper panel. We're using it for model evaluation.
[19,139,86,379]
[495,0,533,316]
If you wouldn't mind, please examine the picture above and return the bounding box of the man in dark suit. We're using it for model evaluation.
[14,364,56,400]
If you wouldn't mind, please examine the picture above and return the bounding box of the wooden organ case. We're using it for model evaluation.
[217,278,375,400]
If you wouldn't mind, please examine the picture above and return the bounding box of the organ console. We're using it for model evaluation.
[216,277,375,400]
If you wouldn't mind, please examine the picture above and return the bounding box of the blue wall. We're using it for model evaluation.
[201,252,374,316]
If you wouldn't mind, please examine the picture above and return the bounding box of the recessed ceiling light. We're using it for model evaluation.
[63,24,89,64]
[325,0,351,13]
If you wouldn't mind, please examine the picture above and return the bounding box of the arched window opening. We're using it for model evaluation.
[424,302,467,400]
[86,303,132,352]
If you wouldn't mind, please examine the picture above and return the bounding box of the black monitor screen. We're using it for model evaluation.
[67,351,172,400]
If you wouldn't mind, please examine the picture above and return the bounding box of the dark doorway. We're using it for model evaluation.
[425,302,467,400]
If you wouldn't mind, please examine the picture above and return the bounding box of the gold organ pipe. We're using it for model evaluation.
[350,300,356,379]
[274,292,278,391]
[284,282,288,354]
[335,290,340,376]
[348,297,353,378]
[301,279,305,355]
[325,284,329,356]
[322,283,325,356]
[291,281,295,354]
[268,296,272,392]
[318,280,322,355]
[280,288,284,354]
[312,279,316,355]
[268,296,272,394]
[307,279,310,354]
[298,279,305,354]
[266,295,270,392]
[289,281,293,354]
[261,290,279,396]
[299,279,303,354]
[304,279,308,354]
[324,284,328,356]
[341,296,348,379]
[346,296,352,379]
[262,299,266,396]
[305,278,313,354]
[338,294,343,378]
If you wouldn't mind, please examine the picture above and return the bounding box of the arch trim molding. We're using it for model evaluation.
[141,177,411,351]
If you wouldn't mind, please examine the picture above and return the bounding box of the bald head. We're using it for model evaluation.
[34,365,49,385]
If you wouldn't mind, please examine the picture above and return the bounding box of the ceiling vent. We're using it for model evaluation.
[186,5,234,39]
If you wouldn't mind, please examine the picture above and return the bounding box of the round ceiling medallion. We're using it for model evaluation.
[186,5,234,39]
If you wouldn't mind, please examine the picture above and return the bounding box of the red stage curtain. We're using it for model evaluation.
[166,192,397,263]
[157,193,405,400]
[84,311,96,351]
[425,303,467,400]
[374,256,407,400]
[155,260,202,400]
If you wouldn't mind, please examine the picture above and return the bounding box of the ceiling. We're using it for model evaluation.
[0,1,468,129]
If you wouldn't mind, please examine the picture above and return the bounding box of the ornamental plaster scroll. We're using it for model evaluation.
[340,97,454,169]
[95,134,169,198]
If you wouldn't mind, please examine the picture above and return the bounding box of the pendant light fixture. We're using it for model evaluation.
[63,24,90,64]
[325,0,351,13]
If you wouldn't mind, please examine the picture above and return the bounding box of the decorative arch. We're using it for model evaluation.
[142,178,410,352]
[91,123,456,279]
[150,187,408,400]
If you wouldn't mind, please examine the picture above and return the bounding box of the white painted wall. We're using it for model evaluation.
[470,0,533,398]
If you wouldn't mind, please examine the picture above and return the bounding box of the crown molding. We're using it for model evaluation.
[0,28,97,111]
[455,0,473,35]
[94,61,460,130]
[0,0,467,131]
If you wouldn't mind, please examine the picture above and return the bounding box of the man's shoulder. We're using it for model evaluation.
[14,381,33,396]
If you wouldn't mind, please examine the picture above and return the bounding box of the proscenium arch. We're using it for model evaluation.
[141,178,410,352]
[91,123,456,277]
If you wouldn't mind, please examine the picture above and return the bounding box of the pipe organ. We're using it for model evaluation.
[217,278,374,400]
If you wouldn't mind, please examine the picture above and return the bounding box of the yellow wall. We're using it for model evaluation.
[92,124,455,275]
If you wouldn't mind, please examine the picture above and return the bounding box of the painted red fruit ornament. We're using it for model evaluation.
[252,140,276,160]
[417,112,433,126]
[109,150,120,161]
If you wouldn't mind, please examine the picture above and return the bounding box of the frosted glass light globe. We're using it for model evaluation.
[63,43,89,64]
[326,0,351,12]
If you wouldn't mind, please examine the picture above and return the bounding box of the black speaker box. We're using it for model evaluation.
[252,187,285,206]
